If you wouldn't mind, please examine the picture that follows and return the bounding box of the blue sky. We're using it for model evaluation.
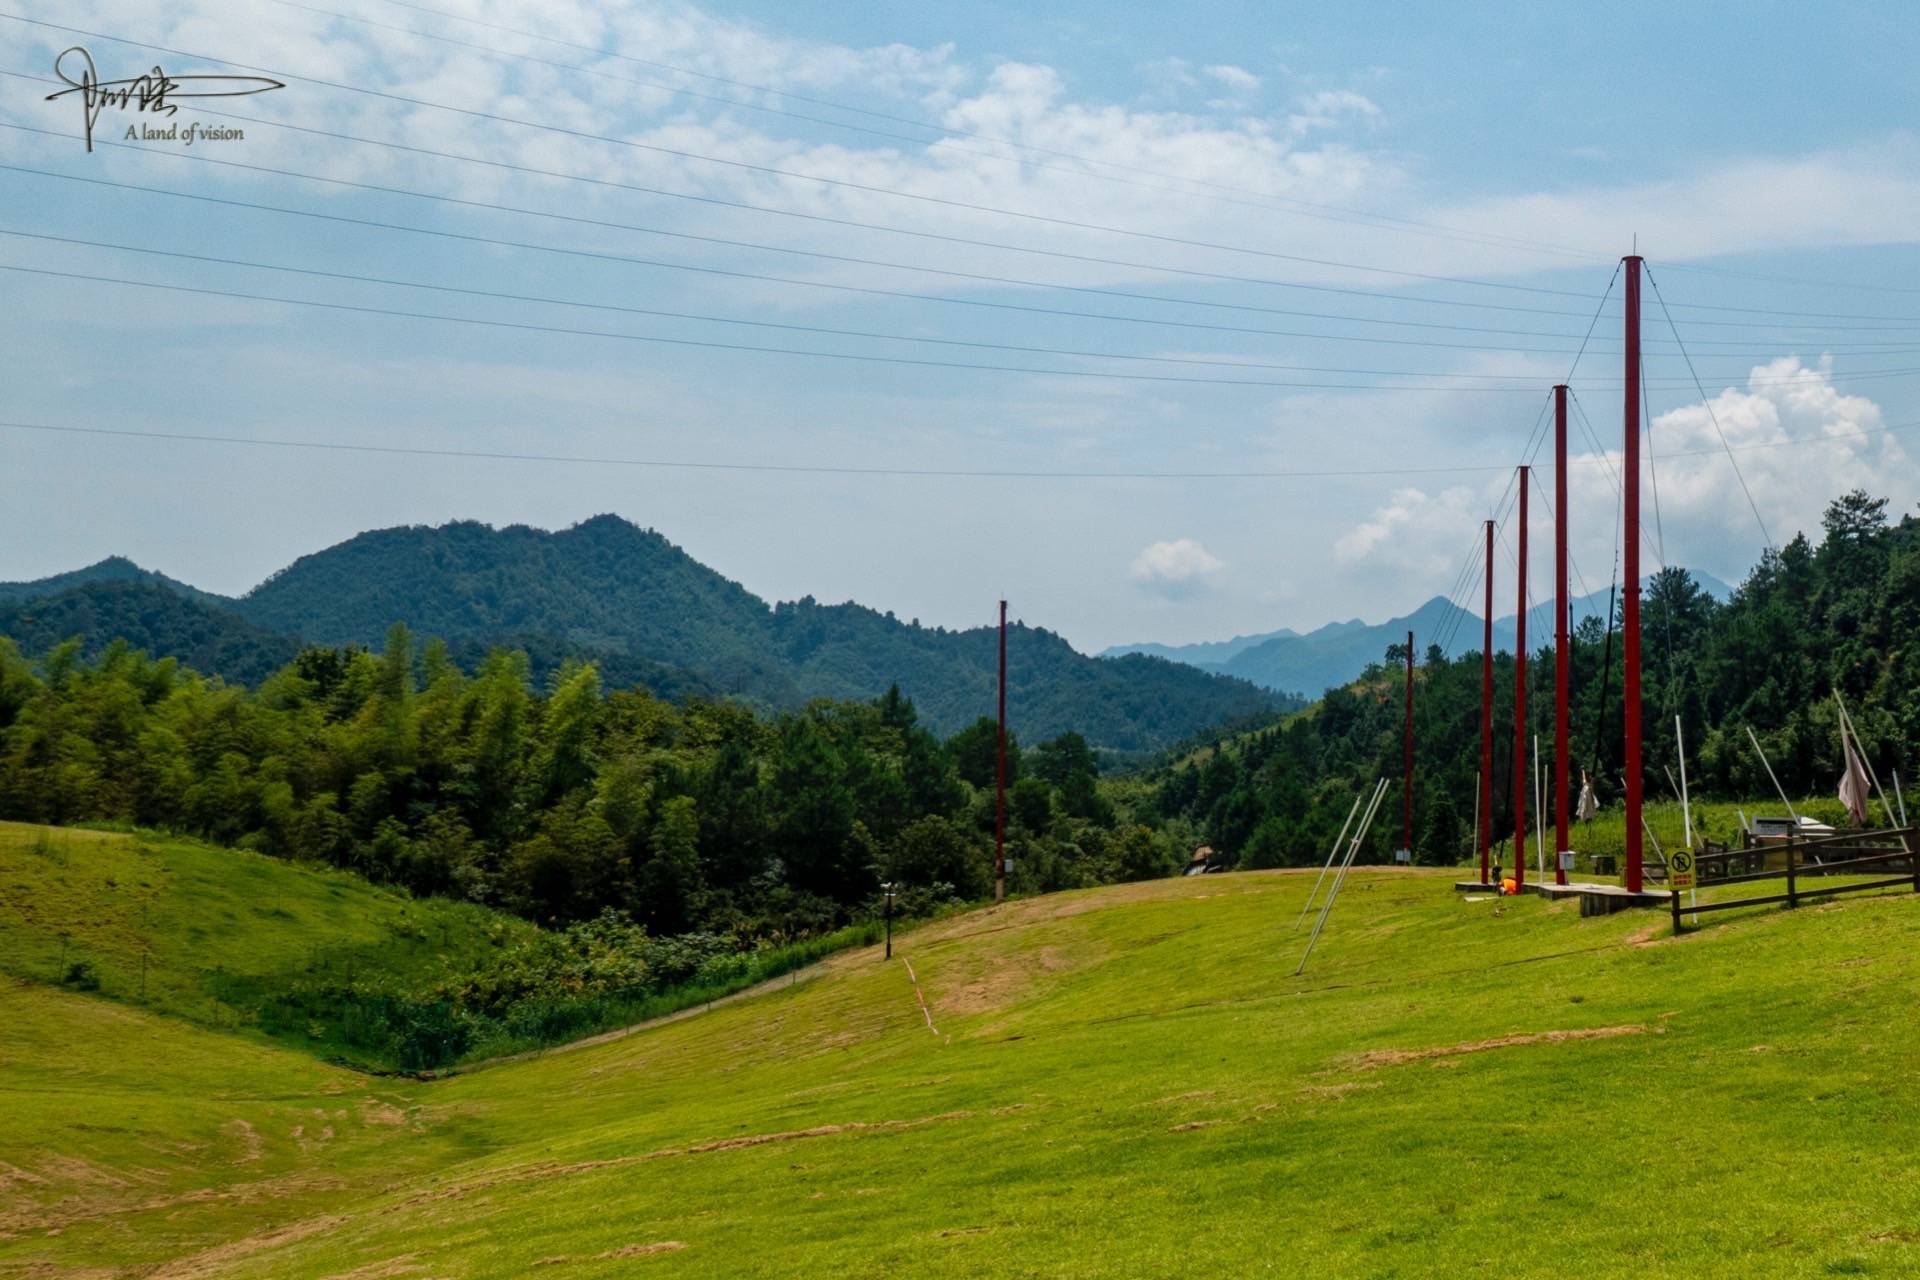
[2,0,1916,651]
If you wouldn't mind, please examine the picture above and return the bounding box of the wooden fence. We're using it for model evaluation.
[1671,826,1917,935]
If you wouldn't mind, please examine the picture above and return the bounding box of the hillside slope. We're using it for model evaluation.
[6,862,1919,1277]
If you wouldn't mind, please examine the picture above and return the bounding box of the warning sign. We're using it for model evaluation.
[1669,848,1696,891]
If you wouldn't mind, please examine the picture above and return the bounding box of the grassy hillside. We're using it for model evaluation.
[0,823,527,1052]
[6,858,1920,1276]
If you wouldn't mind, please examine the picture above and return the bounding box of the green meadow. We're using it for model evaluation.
[4,820,1920,1277]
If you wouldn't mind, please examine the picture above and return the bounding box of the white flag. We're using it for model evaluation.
[1839,742,1871,826]
[1575,770,1599,822]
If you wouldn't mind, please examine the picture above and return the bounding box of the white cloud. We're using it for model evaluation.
[1334,361,1917,603]
[1130,538,1225,597]
[1204,65,1262,93]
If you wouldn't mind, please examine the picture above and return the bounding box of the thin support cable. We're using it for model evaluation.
[1645,264,1775,551]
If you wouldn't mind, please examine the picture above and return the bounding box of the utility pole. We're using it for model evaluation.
[1403,628,1415,859]
[1623,255,1645,894]
[1513,466,1529,892]
[1554,384,1571,885]
[1480,520,1495,887]
[995,599,1008,904]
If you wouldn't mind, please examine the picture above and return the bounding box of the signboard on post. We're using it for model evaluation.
[1668,847,1696,891]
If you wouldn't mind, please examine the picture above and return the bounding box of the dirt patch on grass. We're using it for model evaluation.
[1297,1081,1383,1101]
[148,1213,346,1278]
[1352,1024,1650,1069]
[937,945,1073,1018]
[397,1110,977,1209]
[222,1119,263,1165]
[534,1241,687,1265]
[1169,1120,1224,1133]
[1151,1090,1215,1106]
[318,1254,426,1279]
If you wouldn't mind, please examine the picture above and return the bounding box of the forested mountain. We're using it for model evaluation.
[0,581,299,684]
[0,516,1285,753]
[1149,492,1918,869]
[0,555,228,608]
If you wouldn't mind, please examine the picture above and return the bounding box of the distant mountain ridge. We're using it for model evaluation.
[1101,571,1734,699]
[0,517,1287,753]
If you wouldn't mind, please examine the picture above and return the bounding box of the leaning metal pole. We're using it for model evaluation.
[1297,778,1389,976]
[1294,792,1364,933]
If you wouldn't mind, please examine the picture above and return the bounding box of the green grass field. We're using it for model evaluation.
[5,823,1920,1277]
[0,822,530,1056]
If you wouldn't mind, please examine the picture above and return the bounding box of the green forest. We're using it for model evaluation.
[1151,490,1919,866]
[0,631,1186,940]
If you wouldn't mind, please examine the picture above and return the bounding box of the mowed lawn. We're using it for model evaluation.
[5,839,1920,1277]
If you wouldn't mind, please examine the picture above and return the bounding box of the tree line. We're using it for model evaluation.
[0,631,1191,940]
[1151,491,1920,865]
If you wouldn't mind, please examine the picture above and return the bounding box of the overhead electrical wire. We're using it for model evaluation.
[17,166,1913,377]
[0,13,1629,299]
[0,261,1632,393]
[12,227,1911,390]
[297,0,1611,266]
[4,412,1908,482]
[263,0,1618,265]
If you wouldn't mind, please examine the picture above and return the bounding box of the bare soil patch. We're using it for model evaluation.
[1351,1024,1650,1069]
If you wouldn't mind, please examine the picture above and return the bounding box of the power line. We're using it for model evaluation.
[319,0,1614,266]
[0,418,1514,478]
[0,13,1620,298]
[14,228,1911,389]
[0,129,1647,340]
[0,227,1649,383]
[22,163,1908,371]
[7,413,1906,481]
[0,261,1614,393]
[258,0,1620,266]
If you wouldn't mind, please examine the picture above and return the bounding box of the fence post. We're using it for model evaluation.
[1786,842,1797,909]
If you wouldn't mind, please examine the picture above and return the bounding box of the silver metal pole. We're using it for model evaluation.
[1293,792,1363,933]
[1896,771,1908,828]
[1297,779,1389,976]
[1676,715,1696,920]
[1675,716,1694,848]
[1533,735,1545,881]
[1471,767,1482,878]
[1746,725,1798,822]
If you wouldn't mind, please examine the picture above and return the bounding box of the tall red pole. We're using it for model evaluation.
[1623,256,1645,894]
[1513,466,1529,892]
[1403,628,1414,856]
[995,599,1008,903]
[1480,520,1494,885]
[1554,385,1571,885]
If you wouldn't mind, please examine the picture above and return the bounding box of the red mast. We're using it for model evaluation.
[1623,256,1645,894]
[995,599,1008,904]
[1403,628,1414,857]
[1513,466,1529,892]
[1480,520,1494,886]
[1554,385,1571,886]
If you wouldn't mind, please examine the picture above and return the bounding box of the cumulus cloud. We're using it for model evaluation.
[1130,538,1225,597]
[1333,360,1916,601]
